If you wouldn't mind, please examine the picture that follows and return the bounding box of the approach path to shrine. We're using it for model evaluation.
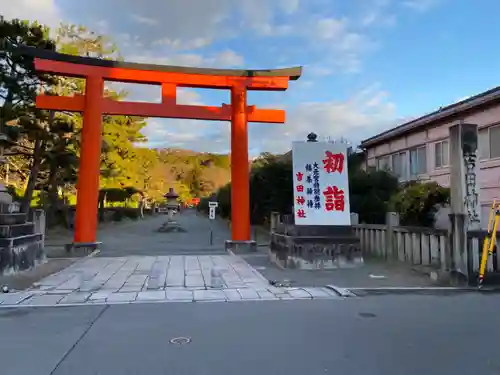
[0,210,340,307]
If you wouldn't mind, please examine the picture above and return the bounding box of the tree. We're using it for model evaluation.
[0,17,55,131]
[390,181,450,227]
[349,168,400,224]
[0,17,56,212]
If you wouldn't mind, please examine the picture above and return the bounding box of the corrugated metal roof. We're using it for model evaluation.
[360,85,500,148]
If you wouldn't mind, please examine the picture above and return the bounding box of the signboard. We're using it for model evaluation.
[209,202,218,208]
[209,206,216,220]
[292,141,350,226]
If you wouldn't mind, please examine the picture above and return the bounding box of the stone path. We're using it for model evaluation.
[0,255,341,307]
[97,210,230,256]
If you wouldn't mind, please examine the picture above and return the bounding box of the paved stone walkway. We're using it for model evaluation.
[0,255,341,307]
[97,210,230,256]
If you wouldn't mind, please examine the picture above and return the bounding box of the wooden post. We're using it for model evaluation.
[74,76,104,244]
[230,84,250,241]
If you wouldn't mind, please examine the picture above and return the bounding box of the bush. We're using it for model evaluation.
[110,207,140,221]
[349,168,400,224]
[249,158,293,225]
[197,196,209,214]
[216,183,231,219]
[390,181,450,227]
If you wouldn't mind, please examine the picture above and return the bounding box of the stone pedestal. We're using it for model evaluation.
[0,203,46,275]
[225,240,257,254]
[269,224,363,270]
[64,241,101,254]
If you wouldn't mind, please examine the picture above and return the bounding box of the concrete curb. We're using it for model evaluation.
[348,286,478,293]
[87,249,101,258]
[327,286,500,296]
[267,249,286,270]
[0,294,341,309]
[324,285,357,297]
[226,249,273,285]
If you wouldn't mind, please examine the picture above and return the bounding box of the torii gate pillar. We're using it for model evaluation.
[230,84,250,242]
[74,76,104,244]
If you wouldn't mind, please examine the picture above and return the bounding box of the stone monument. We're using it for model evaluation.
[448,122,480,282]
[269,133,362,270]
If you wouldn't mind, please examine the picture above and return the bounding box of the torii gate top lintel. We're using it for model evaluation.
[21,46,301,123]
[20,46,302,88]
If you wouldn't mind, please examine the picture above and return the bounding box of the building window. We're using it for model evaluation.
[490,126,500,159]
[410,146,427,176]
[391,152,407,179]
[479,125,500,160]
[479,128,489,160]
[376,155,390,171]
[434,140,449,168]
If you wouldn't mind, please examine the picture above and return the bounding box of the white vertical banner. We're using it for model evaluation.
[292,141,351,226]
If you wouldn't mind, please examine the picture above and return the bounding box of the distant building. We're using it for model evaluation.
[360,86,500,227]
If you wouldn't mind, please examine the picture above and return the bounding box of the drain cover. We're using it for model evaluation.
[358,312,377,318]
[169,336,191,345]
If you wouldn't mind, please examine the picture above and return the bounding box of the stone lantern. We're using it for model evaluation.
[157,187,185,233]
[164,187,179,221]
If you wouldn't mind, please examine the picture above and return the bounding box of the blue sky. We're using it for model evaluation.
[3,0,500,155]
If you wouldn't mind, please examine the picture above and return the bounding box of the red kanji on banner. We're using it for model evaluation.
[296,209,306,218]
[296,185,304,193]
[323,151,344,173]
[323,186,345,212]
[296,196,305,205]
[296,172,304,181]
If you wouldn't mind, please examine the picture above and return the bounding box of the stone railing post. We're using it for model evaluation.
[350,213,359,225]
[270,212,280,234]
[33,209,46,237]
[385,212,399,259]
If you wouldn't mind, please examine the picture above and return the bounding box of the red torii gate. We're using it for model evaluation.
[22,47,301,248]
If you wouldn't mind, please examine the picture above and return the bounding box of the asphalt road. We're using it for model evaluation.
[2,293,500,375]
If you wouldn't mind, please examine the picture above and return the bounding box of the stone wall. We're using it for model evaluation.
[0,206,46,276]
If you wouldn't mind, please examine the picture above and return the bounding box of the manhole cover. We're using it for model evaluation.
[358,312,377,318]
[169,336,191,345]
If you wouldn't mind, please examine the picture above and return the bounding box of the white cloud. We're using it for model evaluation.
[141,118,230,152]
[402,0,441,12]
[279,0,300,14]
[0,0,62,27]
[251,86,397,153]
[130,14,158,25]
[126,49,244,68]
[358,0,396,27]
[152,37,212,51]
